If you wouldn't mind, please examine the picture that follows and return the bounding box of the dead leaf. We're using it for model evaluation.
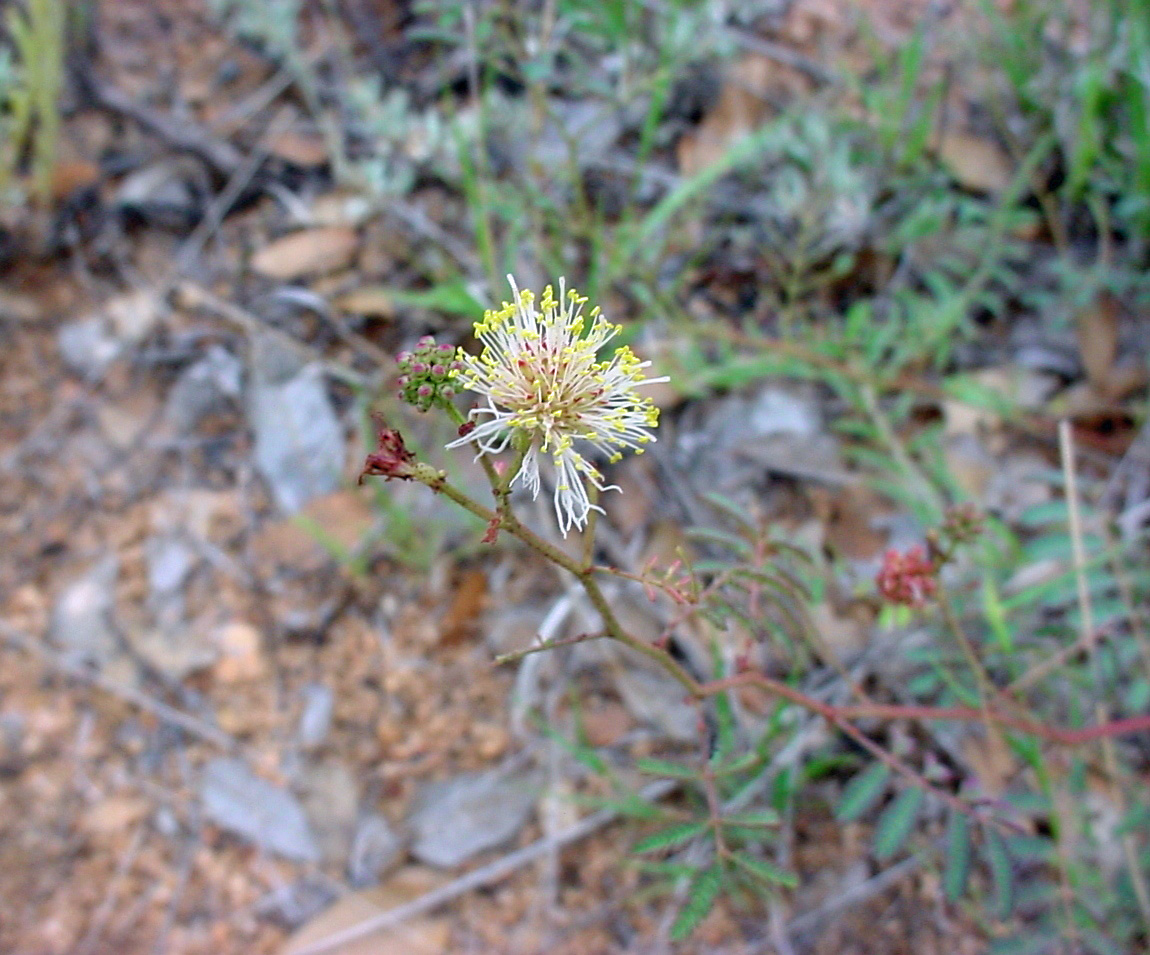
[677,55,775,176]
[1075,292,1120,396]
[602,454,654,536]
[945,433,996,499]
[335,287,397,319]
[251,227,359,281]
[84,795,150,837]
[282,868,449,955]
[0,288,42,322]
[934,130,1012,193]
[808,601,869,666]
[213,621,267,684]
[808,485,887,560]
[438,570,488,646]
[251,491,378,573]
[48,159,101,203]
[105,289,164,343]
[267,129,330,168]
[579,701,633,747]
[961,725,1015,797]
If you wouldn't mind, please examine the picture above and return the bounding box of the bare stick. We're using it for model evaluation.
[1,623,238,751]
[289,780,677,955]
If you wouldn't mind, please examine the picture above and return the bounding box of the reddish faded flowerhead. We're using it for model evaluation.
[359,424,417,483]
[876,546,938,608]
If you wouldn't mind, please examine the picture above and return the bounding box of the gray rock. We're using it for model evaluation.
[614,666,698,743]
[299,760,360,865]
[116,157,206,230]
[746,387,821,437]
[409,769,539,869]
[253,878,337,929]
[58,317,121,382]
[51,556,120,668]
[297,683,334,750]
[166,345,244,431]
[348,814,403,886]
[249,366,344,514]
[531,99,623,170]
[147,535,196,602]
[199,757,320,862]
[125,619,218,681]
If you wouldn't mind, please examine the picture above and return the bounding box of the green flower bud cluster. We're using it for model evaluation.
[396,336,461,412]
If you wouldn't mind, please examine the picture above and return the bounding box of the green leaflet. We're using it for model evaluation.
[873,786,925,860]
[836,763,891,822]
[944,809,972,902]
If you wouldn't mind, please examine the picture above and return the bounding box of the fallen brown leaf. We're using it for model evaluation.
[251,226,359,281]
[1075,292,1120,396]
[438,569,488,646]
[934,130,1012,193]
[677,55,776,177]
[282,868,449,955]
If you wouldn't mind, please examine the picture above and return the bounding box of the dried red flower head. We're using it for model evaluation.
[359,425,417,483]
[876,545,938,608]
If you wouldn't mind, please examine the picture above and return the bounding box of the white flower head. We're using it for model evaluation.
[447,275,667,535]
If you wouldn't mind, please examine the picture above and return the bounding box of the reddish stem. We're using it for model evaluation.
[701,672,1150,747]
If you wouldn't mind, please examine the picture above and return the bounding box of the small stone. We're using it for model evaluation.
[409,769,540,869]
[166,345,244,431]
[58,317,121,382]
[105,289,163,343]
[199,757,320,862]
[116,157,206,230]
[614,667,697,743]
[348,814,403,887]
[146,535,196,601]
[299,760,360,866]
[212,621,266,683]
[50,556,120,668]
[125,618,218,681]
[249,366,344,514]
[254,878,337,929]
[297,683,334,750]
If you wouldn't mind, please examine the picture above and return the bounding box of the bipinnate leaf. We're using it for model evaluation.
[671,867,723,940]
[944,809,972,901]
[836,762,891,822]
[633,820,709,854]
[874,786,925,860]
